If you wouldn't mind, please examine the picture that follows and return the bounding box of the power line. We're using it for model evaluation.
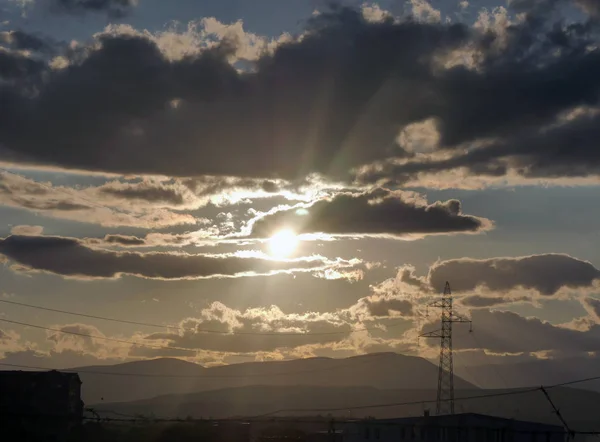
[250,388,542,418]
[249,372,600,418]
[0,298,406,336]
[0,317,234,356]
[0,352,397,379]
[547,375,600,389]
[3,374,600,434]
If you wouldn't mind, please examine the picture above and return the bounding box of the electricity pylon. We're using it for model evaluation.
[420,281,472,416]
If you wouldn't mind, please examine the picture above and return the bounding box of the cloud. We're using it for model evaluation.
[0,30,54,53]
[443,309,600,355]
[101,234,146,246]
[0,48,45,80]
[142,285,416,354]
[459,294,531,307]
[97,179,193,206]
[143,302,357,353]
[351,295,414,318]
[47,0,138,17]
[364,108,600,186]
[10,225,43,236]
[0,7,471,180]
[249,188,491,238]
[409,0,442,23]
[428,254,600,295]
[0,235,361,280]
[0,172,198,228]
[45,323,126,358]
[583,297,600,321]
[0,4,598,186]
[85,232,221,248]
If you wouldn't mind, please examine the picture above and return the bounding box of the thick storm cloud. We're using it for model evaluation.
[250,188,491,237]
[0,235,357,280]
[428,254,600,295]
[3,5,599,182]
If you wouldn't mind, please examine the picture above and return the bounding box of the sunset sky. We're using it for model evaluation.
[1,0,600,370]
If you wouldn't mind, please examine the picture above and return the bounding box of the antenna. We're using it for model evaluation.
[420,281,472,415]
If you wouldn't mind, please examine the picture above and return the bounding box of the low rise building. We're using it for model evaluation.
[341,413,565,442]
[0,370,84,441]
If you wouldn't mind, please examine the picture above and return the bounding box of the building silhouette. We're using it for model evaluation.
[0,370,84,441]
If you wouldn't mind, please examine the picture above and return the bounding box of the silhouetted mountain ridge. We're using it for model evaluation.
[69,352,476,404]
[455,355,600,392]
[93,384,600,431]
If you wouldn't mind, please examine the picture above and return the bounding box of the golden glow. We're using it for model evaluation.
[269,230,298,258]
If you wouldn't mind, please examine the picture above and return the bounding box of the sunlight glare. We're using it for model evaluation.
[269,230,298,258]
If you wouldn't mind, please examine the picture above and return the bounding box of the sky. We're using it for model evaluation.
[1,0,600,371]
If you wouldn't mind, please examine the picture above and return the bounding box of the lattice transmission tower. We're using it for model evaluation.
[420,281,472,416]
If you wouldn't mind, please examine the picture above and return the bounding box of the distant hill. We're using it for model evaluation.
[93,384,600,431]
[70,352,476,404]
[455,356,600,392]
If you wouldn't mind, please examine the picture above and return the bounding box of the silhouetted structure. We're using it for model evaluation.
[343,413,565,442]
[420,281,472,415]
[0,370,84,441]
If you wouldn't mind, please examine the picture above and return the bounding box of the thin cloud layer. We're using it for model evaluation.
[0,235,360,280]
[250,189,492,238]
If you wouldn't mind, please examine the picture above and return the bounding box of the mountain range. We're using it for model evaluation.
[73,352,474,404]
[23,351,600,431]
[455,356,600,392]
[92,384,600,431]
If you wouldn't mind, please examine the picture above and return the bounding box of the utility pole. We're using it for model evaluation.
[420,281,472,416]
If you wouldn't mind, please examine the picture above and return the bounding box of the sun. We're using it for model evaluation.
[269,230,298,258]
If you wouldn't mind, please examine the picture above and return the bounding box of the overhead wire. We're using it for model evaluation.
[0,298,407,336]
[248,372,600,417]
[0,317,241,356]
[2,370,600,434]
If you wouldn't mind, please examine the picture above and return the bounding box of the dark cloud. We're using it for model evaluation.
[0,50,45,80]
[428,254,600,295]
[459,295,531,308]
[0,172,198,228]
[445,309,600,354]
[363,297,414,317]
[0,235,356,280]
[584,297,600,320]
[250,188,491,238]
[0,9,465,179]
[510,0,600,19]
[0,6,597,183]
[99,183,186,205]
[48,0,138,17]
[364,108,600,183]
[102,234,146,246]
[0,31,54,53]
[576,0,600,18]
